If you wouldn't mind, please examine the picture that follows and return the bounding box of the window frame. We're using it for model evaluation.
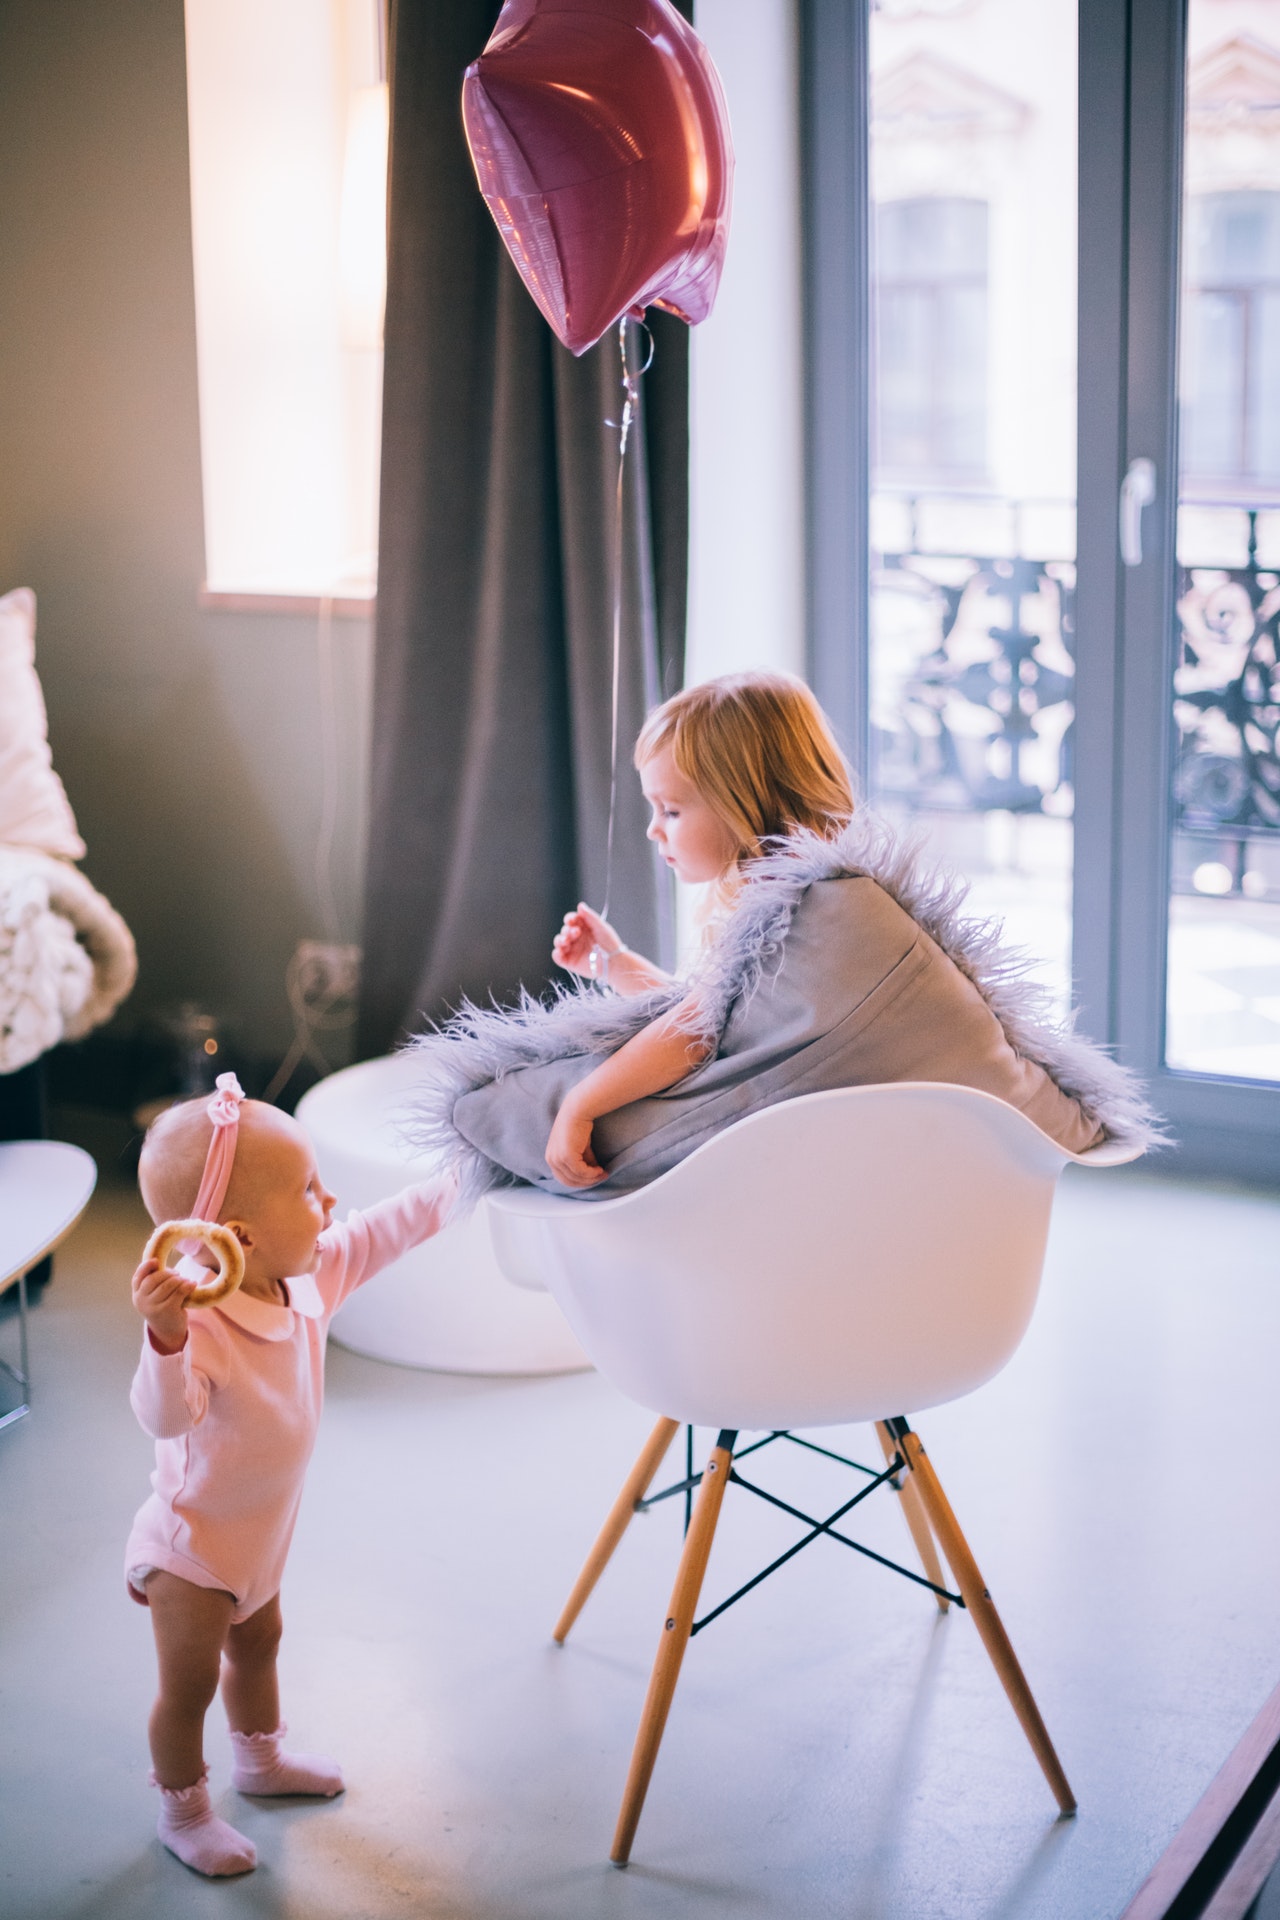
[801,0,872,779]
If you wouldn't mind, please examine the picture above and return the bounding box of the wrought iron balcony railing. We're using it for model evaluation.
[871,489,1075,818]
[1174,505,1280,839]
[870,491,1280,875]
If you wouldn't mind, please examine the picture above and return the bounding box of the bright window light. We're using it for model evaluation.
[184,0,386,599]
[1193,862,1235,896]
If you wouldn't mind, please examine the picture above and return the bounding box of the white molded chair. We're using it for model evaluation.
[487,1081,1140,1864]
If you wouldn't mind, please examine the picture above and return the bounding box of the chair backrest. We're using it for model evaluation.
[488,1082,1130,1430]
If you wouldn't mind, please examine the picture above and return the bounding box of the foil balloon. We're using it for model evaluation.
[462,0,733,356]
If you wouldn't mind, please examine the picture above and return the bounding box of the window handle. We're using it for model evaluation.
[1120,456,1156,567]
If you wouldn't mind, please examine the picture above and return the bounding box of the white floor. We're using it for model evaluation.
[4,1154,1280,1920]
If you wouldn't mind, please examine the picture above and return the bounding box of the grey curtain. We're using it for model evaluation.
[358,0,690,1057]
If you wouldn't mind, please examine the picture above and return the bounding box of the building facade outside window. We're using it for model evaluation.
[874,197,989,482]
[1181,189,1280,493]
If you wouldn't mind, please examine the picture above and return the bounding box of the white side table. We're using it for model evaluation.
[297,1055,588,1375]
[0,1140,97,1432]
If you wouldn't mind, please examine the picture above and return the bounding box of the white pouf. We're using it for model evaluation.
[296,1054,589,1376]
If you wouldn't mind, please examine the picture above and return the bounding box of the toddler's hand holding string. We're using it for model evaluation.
[132,1255,197,1356]
[552,903,671,997]
[552,902,617,979]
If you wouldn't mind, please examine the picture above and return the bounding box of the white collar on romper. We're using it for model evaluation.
[176,1255,325,1342]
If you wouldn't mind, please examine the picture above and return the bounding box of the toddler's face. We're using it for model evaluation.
[232,1119,337,1280]
[640,747,739,884]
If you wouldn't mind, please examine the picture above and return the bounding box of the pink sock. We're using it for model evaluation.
[153,1770,256,1877]
[230,1724,344,1798]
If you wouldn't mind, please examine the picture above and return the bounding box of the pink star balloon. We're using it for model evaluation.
[463,0,734,356]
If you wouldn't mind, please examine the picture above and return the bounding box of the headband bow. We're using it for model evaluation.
[181,1074,246,1253]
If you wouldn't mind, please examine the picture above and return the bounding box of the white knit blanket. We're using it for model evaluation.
[0,845,137,1074]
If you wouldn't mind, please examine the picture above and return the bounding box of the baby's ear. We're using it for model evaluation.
[224,1221,253,1249]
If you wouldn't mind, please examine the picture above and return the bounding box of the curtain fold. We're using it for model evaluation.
[358,0,689,1058]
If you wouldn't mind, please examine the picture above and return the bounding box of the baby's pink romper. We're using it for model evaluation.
[125,1182,451,1623]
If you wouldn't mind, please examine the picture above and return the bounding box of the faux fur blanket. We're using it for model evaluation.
[407,812,1164,1209]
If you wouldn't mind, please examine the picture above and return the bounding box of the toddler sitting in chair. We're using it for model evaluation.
[413,672,1157,1201]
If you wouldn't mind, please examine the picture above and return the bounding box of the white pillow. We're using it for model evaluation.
[0,587,85,861]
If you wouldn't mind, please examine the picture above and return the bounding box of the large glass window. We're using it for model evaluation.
[1166,28,1280,1082]
[807,0,1280,1168]
[868,1,1077,1014]
[184,0,386,601]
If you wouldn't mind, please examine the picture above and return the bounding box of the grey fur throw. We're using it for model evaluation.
[405,811,1165,1210]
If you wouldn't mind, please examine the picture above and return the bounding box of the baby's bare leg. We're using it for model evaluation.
[145,1572,256,1875]
[146,1571,235,1789]
[224,1593,344,1798]
[221,1592,282,1735]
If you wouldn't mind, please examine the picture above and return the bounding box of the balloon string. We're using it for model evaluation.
[600,314,654,925]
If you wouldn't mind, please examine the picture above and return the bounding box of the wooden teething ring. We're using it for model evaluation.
[145,1219,245,1306]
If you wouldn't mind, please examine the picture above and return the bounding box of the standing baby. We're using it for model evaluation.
[125,1073,454,1877]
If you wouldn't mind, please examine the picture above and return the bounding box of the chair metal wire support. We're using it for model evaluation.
[637,1427,963,1633]
[684,1421,693,1535]
[693,1453,964,1633]
[636,1429,792,1520]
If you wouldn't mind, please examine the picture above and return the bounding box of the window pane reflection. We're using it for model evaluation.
[868,0,1076,1016]
[1166,10,1280,1082]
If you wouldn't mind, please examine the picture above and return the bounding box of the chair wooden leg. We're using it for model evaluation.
[894,1421,1077,1816]
[611,1429,736,1866]
[876,1420,949,1612]
[553,1417,681,1645]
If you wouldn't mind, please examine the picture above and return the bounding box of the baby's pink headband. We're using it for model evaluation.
[190,1073,246,1225]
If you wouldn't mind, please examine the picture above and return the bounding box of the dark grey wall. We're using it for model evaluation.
[0,0,373,1070]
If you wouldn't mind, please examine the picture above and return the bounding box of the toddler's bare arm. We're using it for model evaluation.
[545,1005,711,1188]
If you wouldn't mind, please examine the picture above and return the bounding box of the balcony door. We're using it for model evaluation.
[1074,0,1280,1176]
[803,0,1280,1176]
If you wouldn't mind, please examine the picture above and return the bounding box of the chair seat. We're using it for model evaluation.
[487,1082,1134,1429]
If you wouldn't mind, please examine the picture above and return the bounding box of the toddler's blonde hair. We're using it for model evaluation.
[635,671,855,863]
